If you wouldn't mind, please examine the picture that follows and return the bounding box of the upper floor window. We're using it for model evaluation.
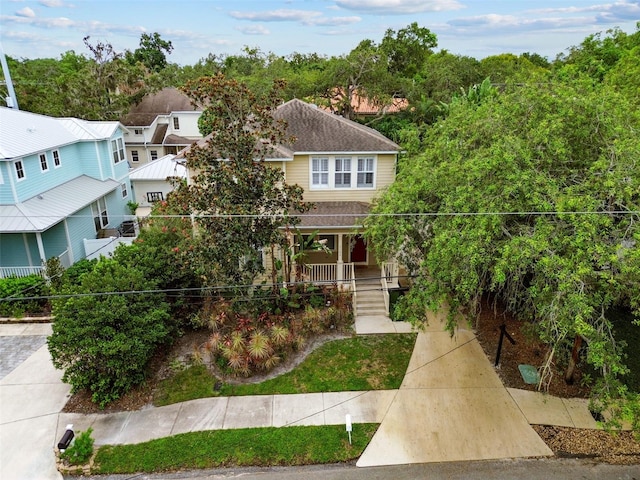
[131,150,139,162]
[121,183,128,198]
[39,153,49,172]
[111,138,125,164]
[334,157,351,188]
[150,150,158,161]
[309,155,376,190]
[357,157,375,188]
[14,160,25,180]
[134,128,143,135]
[311,157,329,187]
[92,197,109,231]
[173,117,180,130]
[53,150,61,168]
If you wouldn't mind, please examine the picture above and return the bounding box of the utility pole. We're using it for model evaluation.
[0,42,19,110]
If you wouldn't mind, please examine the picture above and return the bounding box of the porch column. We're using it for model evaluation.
[63,219,75,265]
[336,233,344,284]
[35,232,46,265]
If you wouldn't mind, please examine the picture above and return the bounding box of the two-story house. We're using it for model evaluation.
[179,98,400,292]
[121,88,202,167]
[0,107,133,278]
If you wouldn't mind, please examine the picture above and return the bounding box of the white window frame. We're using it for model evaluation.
[112,138,125,164]
[131,150,139,162]
[52,150,61,168]
[311,157,329,188]
[92,197,109,231]
[334,157,351,188]
[173,117,180,130]
[147,191,164,203]
[357,156,375,188]
[121,183,128,198]
[309,155,376,190]
[150,150,158,161]
[134,128,143,135]
[14,160,25,181]
[39,153,49,172]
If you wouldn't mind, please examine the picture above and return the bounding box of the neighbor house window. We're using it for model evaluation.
[39,153,48,172]
[112,139,125,164]
[53,150,61,167]
[357,157,375,188]
[150,150,158,161]
[134,129,143,135]
[173,117,180,130]
[92,198,108,231]
[121,183,128,198]
[14,160,25,180]
[147,192,163,202]
[334,157,351,188]
[131,150,139,162]
[311,157,329,187]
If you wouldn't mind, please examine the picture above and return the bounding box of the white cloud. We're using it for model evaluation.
[236,25,270,35]
[311,16,361,26]
[15,7,35,17]
[230,9,323,23]
[334,0,464,14]
[39,0,65,7]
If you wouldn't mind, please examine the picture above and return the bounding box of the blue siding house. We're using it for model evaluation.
[0,107,133,277]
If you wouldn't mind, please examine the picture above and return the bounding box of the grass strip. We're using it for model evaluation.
[154,333,416,405]
[94,423,378,474]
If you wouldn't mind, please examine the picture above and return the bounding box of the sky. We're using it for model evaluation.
[0,0,639,65]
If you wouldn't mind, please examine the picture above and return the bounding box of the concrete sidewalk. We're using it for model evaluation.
[0,318,605,479]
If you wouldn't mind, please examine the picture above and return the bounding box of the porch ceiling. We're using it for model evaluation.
[294,201,370,229]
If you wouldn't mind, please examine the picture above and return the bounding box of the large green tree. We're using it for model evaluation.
[365,74,640,422]
[175,74,311,287]
[48,259,172,407]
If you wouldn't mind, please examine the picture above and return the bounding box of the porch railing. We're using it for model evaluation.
[380,261,399,315]
[300,263,355,286]
[0,249,72,279]
[0,266,45,279]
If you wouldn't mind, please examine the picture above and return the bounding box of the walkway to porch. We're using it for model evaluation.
[353,266,412,334]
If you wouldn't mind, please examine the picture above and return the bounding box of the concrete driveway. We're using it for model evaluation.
[357,311,553,466]
[0,323,70,480]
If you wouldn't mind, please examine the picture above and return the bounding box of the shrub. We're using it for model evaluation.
[48,259,172,407]
[0,275,49,317]
[61,428,94,466]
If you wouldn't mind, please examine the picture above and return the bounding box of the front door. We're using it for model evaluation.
[350,235,367,263]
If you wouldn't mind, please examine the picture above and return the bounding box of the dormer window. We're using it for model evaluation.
[15,160,25,180]
[173,117,180,130]
[40,153,49,172]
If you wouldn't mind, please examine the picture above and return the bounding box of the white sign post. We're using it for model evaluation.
[345,414,352,445]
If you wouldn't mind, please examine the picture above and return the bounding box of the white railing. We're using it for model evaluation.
[380,261,399,315]
[300,262,355,286]
[347,263,357,318]
[0,266,45,279]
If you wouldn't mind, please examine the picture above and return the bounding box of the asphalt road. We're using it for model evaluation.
[70,458,640,480]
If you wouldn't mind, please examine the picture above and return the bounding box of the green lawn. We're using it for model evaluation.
[154,333,417,405]
[95,423,378,474]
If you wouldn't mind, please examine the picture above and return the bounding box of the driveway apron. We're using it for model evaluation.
[357,310,553,466]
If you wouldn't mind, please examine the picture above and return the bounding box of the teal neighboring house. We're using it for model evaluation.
[0,107,134,278]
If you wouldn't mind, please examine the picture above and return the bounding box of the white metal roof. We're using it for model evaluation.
[0,107,122,160]
[128,154,187,181]
[0,175,120,233]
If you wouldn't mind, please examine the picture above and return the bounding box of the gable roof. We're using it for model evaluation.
[0,107,123,160]
[121,88,197,127]
[274,99,399,153]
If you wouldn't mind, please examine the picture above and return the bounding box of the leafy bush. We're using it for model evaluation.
[48,259,172,407]
[0,275,49,317]
[59,258,98,288]
[61,428,94,466]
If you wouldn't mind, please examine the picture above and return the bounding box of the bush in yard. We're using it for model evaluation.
[0,274,49,317]
[48,259,172,407]
[60,428,94,466]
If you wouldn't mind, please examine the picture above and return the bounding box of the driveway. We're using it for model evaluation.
[0,323,70,480]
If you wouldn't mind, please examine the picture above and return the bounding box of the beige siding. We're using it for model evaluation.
[284,153,396,203]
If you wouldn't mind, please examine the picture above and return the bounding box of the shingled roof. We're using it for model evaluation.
[121,88,197,126]
[274,99,399,153]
